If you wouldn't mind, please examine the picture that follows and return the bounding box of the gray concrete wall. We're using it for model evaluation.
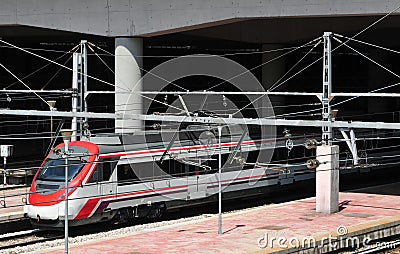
[0,0,399,37]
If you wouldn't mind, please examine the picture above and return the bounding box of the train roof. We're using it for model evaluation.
[87,127,242,155]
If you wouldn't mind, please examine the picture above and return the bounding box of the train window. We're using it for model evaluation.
[117,164,139,184]
[88,159,116,183]
[102,161,113,181]
[88,164,100,183]
[37,159,84,182]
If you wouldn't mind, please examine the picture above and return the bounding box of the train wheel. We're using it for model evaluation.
[146,203,166,220]
[113,208,134,225]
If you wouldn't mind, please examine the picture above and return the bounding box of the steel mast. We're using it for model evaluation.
[322,32,333,145]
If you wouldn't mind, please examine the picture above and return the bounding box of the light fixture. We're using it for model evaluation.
[61,129,73,142]
[47,100,56,110]
[1,145,13,185]
[331,109,338,121]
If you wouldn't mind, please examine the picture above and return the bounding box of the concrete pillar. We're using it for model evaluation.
[115,37,143,133]
[316,145,339,214]
[261,44,286,116]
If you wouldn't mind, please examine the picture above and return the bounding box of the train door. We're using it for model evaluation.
[98,159,117,198]
[88,159,117,199]
[187,165,207,199]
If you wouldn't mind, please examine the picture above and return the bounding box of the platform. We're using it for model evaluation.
[0,186,29,223]
[39,189,400,254]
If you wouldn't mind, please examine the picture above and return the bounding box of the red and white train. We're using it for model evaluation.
[24,126,315,228]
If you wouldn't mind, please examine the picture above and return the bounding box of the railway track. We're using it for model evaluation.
[360,239,400,254]
[0,229,63,251]
[342,238,400,254]
[0,219,135,253]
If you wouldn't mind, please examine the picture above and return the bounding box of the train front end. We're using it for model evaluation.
[24,141,98,228]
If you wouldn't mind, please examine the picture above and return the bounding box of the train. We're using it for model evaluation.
[23,124,311,228]
[24,124,389,229]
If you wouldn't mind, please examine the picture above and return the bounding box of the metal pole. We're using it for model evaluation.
[47,100,56,144]
[64,140,69,254]
[50,114,53,143]
[81,40,88,124]
[71,53,80,142]
[322,32,333,145]
[3,157,6,186]
[218,126,222,235]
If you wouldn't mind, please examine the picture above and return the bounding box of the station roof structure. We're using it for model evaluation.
[1,0,400,44]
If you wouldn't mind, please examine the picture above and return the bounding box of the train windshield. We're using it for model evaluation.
[36,159,84,182]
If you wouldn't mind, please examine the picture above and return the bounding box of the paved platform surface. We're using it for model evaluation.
[0,186,29,222]
[40,190,400,254]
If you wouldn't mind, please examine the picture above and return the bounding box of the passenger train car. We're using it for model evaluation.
[27,124,391,228]
[25,124,319,228]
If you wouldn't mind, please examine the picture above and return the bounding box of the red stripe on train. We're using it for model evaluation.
[74,173,270,220]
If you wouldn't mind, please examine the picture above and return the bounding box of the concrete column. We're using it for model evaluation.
[261,44,286,116]
[115,37,143,133]
[316,145,339,214]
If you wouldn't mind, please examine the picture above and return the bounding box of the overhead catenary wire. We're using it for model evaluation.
[7,141,396,175]
[242,14,400,115]
[275,80,400,119]
[88,41,318,58]
[0,129,396,198]
[268,40,322,92]
[0,39,188,119]
[4,46,79,90]
[336,109,400,120]
[205,37,322,92]
[0,36,379,124]
[0,44,78,54]
[2,4,400,162]
[0,62,51,108]
[2,8,400,210]
[0,39,130,92]
[333,36,400,80]
[41,54,74,90]
[86,44,115,74]
[87,42,189,113]
[231,40,322,116]
[242,4,400,119]
[334,33,400,55]
[0,137,334,175]
[1,122,396,158]
[331,82,400,108]
[264,39,400,119]
[346,2,400,43]
[2,1,400,121]
[88,41,187,92]
[90,26,400,122]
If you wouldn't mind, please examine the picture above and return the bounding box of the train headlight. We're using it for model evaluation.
[54,149,62,155]
[58,188,74,200]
